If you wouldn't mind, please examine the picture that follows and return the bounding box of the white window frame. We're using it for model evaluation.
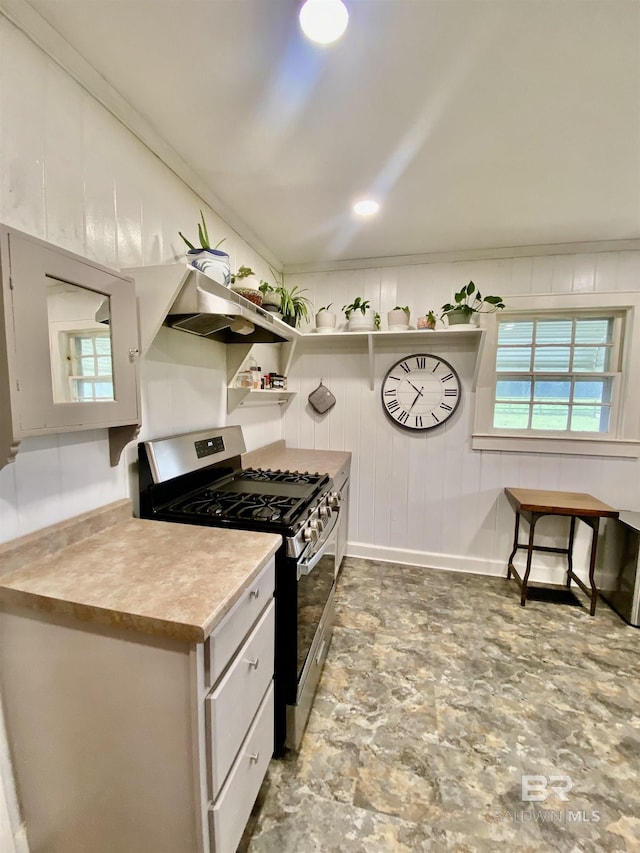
[472,291,640,457]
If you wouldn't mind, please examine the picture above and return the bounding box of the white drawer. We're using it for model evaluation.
[206,601,274,798]
[205,557,275,687]
[209,683,273,853]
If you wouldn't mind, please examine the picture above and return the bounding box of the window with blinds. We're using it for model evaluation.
[493,315,621,434]
[66,332,114,402]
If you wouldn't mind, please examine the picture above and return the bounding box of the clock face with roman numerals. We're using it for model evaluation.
[381,354,461,431]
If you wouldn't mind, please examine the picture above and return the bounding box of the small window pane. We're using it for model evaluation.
[536,320,572,344]
[533,347,570,372]
[531,404,569,430]
[573,346,608,372]
[493,403,530,429]
[80,357,95,375]
[79,339,94,355]
[97,356,112,375]
[496,380,531,401]
[95,337,112,355]
[95,382,113,399]
[575,318,611,344]
[498,321,533,345]
[496,348,531,372]
[533,381,571,403]
[571,406,610,433]
[574,379,611,404]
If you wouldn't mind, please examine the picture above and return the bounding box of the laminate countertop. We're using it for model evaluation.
[0,500,280,643]
[242,441,351,483]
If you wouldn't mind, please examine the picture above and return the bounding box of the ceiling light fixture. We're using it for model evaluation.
[353,199,380,217]
[299,0,349,45]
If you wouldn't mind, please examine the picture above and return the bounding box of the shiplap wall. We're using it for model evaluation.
[0,16,284,545]
[284,253,640,575]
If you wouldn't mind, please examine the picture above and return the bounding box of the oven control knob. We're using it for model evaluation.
[328,492,340,509]
[319,505,330,520]
[303,523,319,543]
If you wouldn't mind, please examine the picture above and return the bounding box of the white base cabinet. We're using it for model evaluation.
[0,558,275,853]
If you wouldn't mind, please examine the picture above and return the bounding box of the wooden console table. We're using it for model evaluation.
[504,488,619,615]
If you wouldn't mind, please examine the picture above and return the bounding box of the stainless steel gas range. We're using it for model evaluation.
[138,426,340,754]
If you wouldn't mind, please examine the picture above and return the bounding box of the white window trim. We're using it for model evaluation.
[472,291,640,457]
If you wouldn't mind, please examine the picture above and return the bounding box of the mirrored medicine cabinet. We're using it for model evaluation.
[0,225,141,470]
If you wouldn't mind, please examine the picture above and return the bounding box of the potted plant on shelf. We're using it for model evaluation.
[417,310,438,330]
[179,210,230,287]
[343,297,375,332]
[315,304,337,334]
[441,281,505,326]
[258,281,281,314]
[279,285,312,328]
[387,305,410,330]
[230,265,262,306]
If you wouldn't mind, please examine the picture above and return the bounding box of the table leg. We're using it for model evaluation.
[520,513,539,607]
[588,518,600,616]
[507,512,520,579]
[566,516,576,587]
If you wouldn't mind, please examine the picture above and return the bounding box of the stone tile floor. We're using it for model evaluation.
[241,558,640,852]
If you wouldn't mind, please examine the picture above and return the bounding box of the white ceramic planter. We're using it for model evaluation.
[387,309,410,330]
[347,309,375,332]
[315,311,337,334]
[186,248,231,287]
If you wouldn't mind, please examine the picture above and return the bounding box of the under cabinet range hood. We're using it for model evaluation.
[126,263,300,354]
[167,268,297,345]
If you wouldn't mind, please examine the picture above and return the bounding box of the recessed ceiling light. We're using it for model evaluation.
[299,0,349,45]
[353,199,380,217]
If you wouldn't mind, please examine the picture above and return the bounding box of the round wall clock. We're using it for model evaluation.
[381,353,461,431]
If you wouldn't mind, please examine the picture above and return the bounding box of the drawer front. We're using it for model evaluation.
[209,683,273,853]
[207,601,274,798]
[206,557,275,687]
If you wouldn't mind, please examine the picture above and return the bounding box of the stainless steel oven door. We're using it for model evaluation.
[285,516,337,750]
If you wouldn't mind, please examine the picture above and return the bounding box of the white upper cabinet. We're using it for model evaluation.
[0,226,141,469]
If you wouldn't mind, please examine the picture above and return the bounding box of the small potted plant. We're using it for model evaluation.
[315,304,337,333]
[179,210,230,287]
[258,281,281,314]
[343,297,375,332]
[387,305,410,330]
[230,265,262,306]
[279,285,313,328]
[417,310,438,330]
[441,281,505,326]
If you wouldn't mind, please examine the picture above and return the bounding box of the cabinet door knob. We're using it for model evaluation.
[249,588,260,599]
[128,347,140,361]
[248,752,260,764]
[246,657,260,669]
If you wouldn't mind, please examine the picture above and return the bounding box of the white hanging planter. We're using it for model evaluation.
[315,311,337,333]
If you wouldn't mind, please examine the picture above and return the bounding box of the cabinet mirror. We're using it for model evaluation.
[0,225,141,469]
[46,280,115,404]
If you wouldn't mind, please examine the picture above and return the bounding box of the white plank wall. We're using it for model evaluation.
[284,251,640,576]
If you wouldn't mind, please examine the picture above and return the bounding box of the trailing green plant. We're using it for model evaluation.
[426,310,437,324]
[374,311,381,330]
[317,304,333,312]
[178,210,226,252]
[342,297,371,318]
[393,305,410,315]
[231,265,255,284]
[441,281,505,318]
[259,281,275,295]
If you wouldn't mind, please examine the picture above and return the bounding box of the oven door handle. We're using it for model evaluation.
[297,508,340,578]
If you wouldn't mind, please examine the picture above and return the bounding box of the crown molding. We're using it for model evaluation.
[283,238,640,275]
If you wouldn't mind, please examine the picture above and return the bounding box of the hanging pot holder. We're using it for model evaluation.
[308,380,336,414]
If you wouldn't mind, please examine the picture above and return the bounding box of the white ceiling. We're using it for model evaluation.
[22,0,640,267]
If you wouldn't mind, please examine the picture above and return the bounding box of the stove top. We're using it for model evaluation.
[166,469,325,525]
